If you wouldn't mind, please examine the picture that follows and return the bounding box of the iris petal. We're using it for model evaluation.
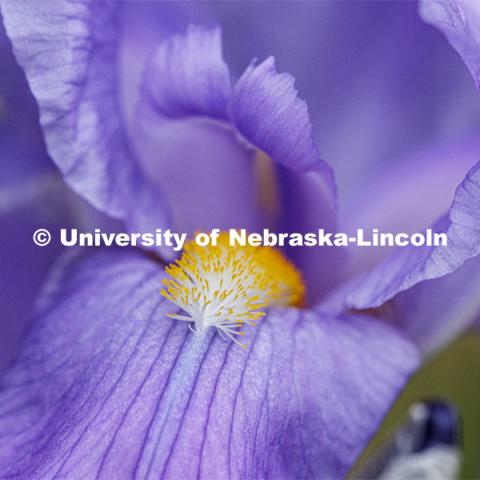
[229,56,339,301]
[0,250,418,479]
[135,24,338,289]
[230,56,332,179]
[0,0,167,234]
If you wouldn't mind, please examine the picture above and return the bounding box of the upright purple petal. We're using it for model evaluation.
[135,24,260,234]
[0,250,418,479]
[420,0,480,87]
[347,161,480,309]
[136,25,338,286]
[229,56,338,301]
[0,0,167,233]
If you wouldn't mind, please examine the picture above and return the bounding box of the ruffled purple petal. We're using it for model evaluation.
[0,250,418,479]
[136,24,337,274]
[420,0,480,87]
[347,160,480,309]
[229,57,338,295]
[0,0,167,233]
[230,56,333,179]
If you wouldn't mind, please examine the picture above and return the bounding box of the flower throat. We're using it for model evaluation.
[161,232,304,347]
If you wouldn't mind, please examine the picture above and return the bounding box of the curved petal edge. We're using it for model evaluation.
[0,0,167,232]
[347,161,480,309]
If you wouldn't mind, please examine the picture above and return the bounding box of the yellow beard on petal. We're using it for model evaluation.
[161,232,304,347]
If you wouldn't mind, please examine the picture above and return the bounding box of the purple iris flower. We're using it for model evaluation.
[0,1,479,478]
